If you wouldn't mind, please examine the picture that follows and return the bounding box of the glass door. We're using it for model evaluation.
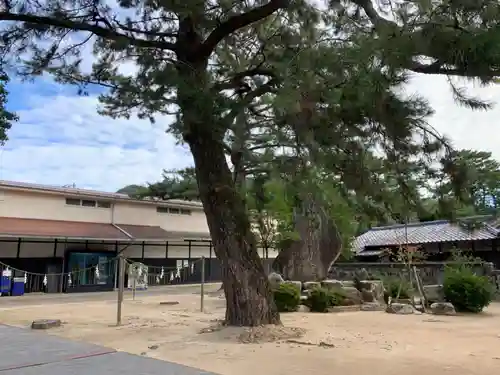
[67,252,115,287]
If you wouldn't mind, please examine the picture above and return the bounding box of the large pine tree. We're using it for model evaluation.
[1,0,498,325]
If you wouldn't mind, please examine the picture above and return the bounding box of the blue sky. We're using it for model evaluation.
[3,72,500,192]
[2,77,193,191]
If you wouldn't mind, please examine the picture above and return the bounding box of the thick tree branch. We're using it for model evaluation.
[0,12,176,51]
[200,0,289,58]
[350,0,500,78]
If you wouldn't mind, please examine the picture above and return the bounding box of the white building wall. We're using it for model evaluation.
[0,187,278,260]
[0,190,112,223]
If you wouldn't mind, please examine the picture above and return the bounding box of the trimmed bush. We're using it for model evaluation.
[443,267,493,313]
[306,287,346,312]
[273,283,301,312]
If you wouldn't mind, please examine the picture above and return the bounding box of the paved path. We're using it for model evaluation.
[0,283,221,308]
[0,325,217,375]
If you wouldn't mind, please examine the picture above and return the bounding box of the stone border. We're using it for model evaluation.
[31,319,62,330]
[327,305,362,312]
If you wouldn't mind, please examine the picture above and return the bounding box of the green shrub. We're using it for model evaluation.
[306,287,345,312]
[443,267,493,313]
[273,283,301,312]
[383,278,411,303]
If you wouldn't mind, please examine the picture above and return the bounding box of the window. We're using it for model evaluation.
[81,199,96,207]
[66,198,81,206]
[157,206,190,215]
[65,198,111,209]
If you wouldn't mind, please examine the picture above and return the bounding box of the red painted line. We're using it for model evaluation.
[0,349,116,372]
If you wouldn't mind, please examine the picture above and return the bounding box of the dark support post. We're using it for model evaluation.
[165,241,169,258]
[53,239,58,258]
[208,242,212,280]
[114,242,119,290]
[141,241,145,260]
[188,240,192,262]
[16,238,21,258]
[85,240,89,251]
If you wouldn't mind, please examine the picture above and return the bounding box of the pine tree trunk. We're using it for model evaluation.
[186,131,280,326]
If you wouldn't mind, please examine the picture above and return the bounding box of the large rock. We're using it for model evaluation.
[341,286,362,304]
[423,284,444,302]
[430,302,456,315]
[385,303,415,314]
[303,281,321,290]
[361,302,384,311]
[297,304,310,312]
[321,279,343,290]
[284,280,302,291]
[268,272,284,289]
[361,289,376,302]
[358,280,385,303]
[341,280,355,288]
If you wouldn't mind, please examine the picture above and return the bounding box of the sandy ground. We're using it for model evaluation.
[1,291,500,375]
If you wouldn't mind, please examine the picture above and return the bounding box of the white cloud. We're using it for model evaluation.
[3,70,500,192]
[1,93,192,191]
[408,74,500,159]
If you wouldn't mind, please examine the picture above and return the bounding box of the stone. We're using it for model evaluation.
[341,280,355,288]
[284,280,302,291]
[31,319,62,330]
[268,272,284,289]
[159,301,179,305]
[423,284,444,303]
[340,298,357,306]
[361,302,384,311]
[361,289,376,302]
[303,281,321,290]
[321,279,343,290]
[359,280,385,303]
[297,305,310,312]
[430,302,456,315]
[340,286,362,304]
[385,303,415,314]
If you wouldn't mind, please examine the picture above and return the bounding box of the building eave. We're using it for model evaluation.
[0,180,204,210]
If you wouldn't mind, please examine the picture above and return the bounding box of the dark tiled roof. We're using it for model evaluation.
[0,217,129,240]
[353,219,500,254]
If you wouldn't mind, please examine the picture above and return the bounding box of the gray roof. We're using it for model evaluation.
[354,219,500,254]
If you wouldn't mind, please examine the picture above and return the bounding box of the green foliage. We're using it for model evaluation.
[0,70,17,145]
[118,168,199,200]
[305,287,346,312]
[273,283,301,312]
[443,267,493,313]
[0,0,490,230]
[382,278,412,303]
